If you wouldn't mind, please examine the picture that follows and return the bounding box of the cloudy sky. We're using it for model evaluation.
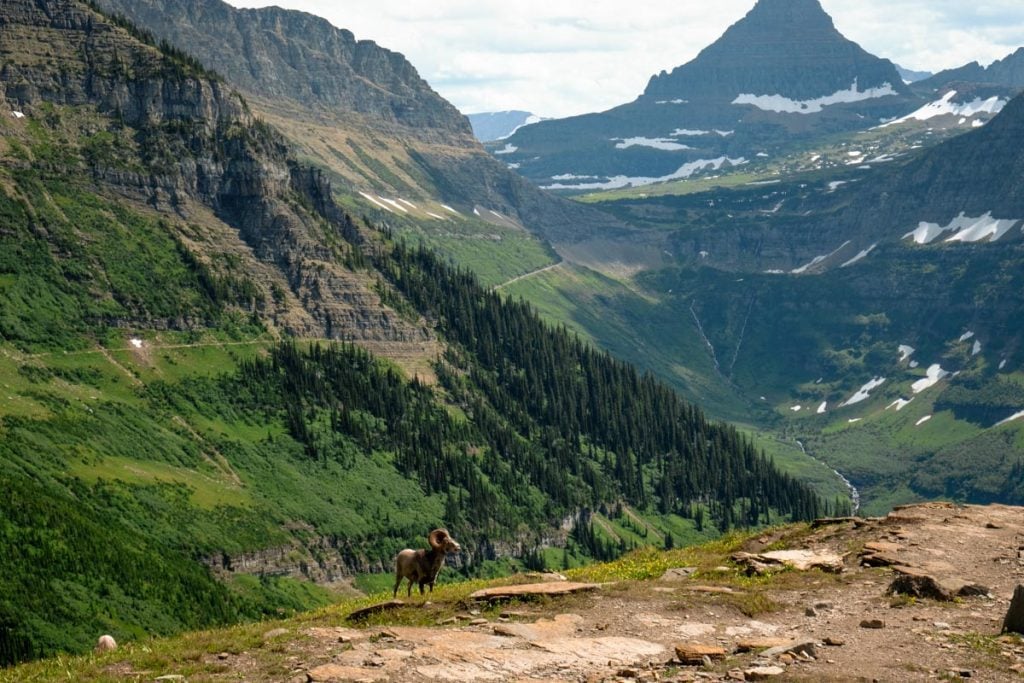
[225,0,1024,118]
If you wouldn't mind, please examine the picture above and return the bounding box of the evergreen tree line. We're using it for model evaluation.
[365,238,826,526]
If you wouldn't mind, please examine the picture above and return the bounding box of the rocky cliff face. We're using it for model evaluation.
[1,0,431,347]
[94,0,472,143]
[91,0,627,248]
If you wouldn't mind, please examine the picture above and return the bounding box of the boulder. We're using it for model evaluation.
[889,568,957,601]
[1003,585,1024,634]
[860,619,885,629]
[675,643,727,665]
[744,666,786,680]
[94,635,117,653]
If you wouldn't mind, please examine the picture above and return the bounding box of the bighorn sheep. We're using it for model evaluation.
[393,528,461,598]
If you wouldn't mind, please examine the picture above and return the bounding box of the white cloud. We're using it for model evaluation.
[224,0,1024,118]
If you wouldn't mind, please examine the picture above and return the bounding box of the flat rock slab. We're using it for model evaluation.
[745,666,786,680]
[758,550,844,573]
[309,663,388,682]
[735,637,795,652]
[682,585,737,594]
[675,643,727,664]
[469,582,601,600]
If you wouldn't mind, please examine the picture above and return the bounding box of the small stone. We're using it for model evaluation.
[154,677,185,682]
[702,655,714,668]
[744,666,786,680]
[933,622,952,631]
[860,619,886,629]
[469,609,481,616]
[959,671,973,678]
[662,567,699,580]
[805,607,818,617]
[823,637,845,647]
[762,640,817,659]
[814,602,834,611]
[469,618,488,626]
[617,668,640,678]
[217,652,229,660]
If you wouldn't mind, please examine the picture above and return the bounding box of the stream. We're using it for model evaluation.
[796,439,861,514]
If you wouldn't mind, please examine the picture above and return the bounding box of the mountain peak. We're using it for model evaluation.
[644,0,907,102]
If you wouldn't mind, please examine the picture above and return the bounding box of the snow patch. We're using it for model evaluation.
[916,415,933,427]
[887,398,914,412]
[379,198,408,213]
[827,181,848,193]
[130,338,143,349]
[879,91,1007,128]
[817,402,828,415]
[841,377,886,407]
[441,204,460,215]
[912,364,951,394]
[542,157,748,191]
[497,115,543,140]
[996,411,1024,427]
[359,192,395,213]
[672,129,710,136]
[397,199,418,209]
[792,241,852,274]
[910,361,920,369]
[848,418,863,424]
[791,405,803,412]
[11,111,25,119]
[898,345,916,363]
[841,244,877,268]
[614,137,692,151]
[1000,360,1008,370]
[733,80,899,115]
[425,212,446,220]
[656,99,688,105]
[905,212,1020,245]
[972,340,982,356]
[551,173,599,181]
[473,208,481,216]
[959,331,975,343]
[494,144,518,155]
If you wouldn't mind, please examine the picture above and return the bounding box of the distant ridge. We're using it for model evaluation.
[469,111,544,142]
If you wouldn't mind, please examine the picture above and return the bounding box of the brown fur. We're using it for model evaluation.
[393,529,461,597]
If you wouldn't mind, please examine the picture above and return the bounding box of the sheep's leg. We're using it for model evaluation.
[393,574,401,598]
[418,581,426,595]
[406,579,413,597]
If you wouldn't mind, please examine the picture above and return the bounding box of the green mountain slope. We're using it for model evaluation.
[0,0,825,665]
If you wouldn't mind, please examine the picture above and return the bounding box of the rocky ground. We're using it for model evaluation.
[96,503,1024,682]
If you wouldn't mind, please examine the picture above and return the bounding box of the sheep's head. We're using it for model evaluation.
[428,528,461,553]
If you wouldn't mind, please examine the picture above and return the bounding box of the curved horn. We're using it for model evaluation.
[428,529,447,549]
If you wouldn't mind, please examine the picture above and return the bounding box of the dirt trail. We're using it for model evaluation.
[113,503,1024,682]
[494,261,564,290]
